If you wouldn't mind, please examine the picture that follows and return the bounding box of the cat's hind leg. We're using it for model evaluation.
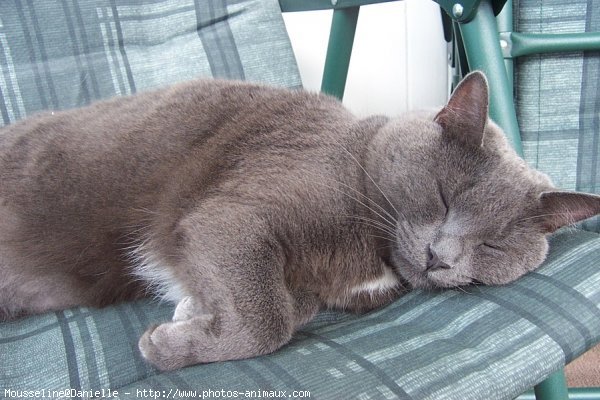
[137,207,319,370]
[138,280,319,370]
[139,292,297,370]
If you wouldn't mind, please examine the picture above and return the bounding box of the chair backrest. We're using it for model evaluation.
[0,0,301,127]
[513,0,600,232]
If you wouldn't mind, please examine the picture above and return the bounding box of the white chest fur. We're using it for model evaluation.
[350,266,399,296]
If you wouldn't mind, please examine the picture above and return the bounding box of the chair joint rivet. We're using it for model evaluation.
[452,3,464,19]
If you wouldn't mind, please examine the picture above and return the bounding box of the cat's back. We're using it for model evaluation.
[0,78,354,241]
[0,79,346,197]
[0,79,354,313]
[0,79,327,161]
[2,79,345,165]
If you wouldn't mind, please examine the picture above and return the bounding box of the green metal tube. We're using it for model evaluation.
[458,0,523,156]
[508,31,600,58]
[518,387,600,400]
[279,0,394,13]
[453,22,470,77]
[321,7,360,100]
[533,370,569,400]
[495,0,513,90]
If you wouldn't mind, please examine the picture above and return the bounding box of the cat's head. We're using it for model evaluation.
[366,71,600,290]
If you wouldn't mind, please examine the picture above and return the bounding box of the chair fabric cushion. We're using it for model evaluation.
[2,229,600,399]
[0,0,301,127]
[514,0,600,232]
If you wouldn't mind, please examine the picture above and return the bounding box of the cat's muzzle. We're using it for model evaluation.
[425,245,452,272]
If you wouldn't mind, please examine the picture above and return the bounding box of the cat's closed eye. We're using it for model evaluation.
[437,182,449,217]
[480,243,503,252]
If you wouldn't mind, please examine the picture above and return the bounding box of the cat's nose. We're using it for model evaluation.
[426,245,452,272]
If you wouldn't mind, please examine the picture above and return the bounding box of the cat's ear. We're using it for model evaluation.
[535,191,600,232]
[434,71,489,147]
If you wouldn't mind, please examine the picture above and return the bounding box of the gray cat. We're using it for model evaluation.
[1,72,599,370]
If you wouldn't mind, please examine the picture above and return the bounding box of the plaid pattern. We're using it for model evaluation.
[2,230,600,399]
[514,0,600,232]
[0,0,301,126]
[2,1,600,399]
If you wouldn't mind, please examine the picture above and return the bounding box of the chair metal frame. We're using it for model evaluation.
[279,0,600,399]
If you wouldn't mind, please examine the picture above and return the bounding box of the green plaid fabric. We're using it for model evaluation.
[514,0,600,232]
[0,0,301,126]
[2,230,600,399]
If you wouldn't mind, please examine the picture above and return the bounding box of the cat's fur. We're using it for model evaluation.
[1,72,599,370]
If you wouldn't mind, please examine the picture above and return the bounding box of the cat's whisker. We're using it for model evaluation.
[319,210,398,241]
[342,214,397,237]
[366,233,396,242]
[375,245,395,252]
[368,234,396,246]
[356,221,394,238]
[364,233,396,244]
[350,221,397,240]
[131,207,160,216]
[296,168,398,228]
[453,286,470,294]
[448,274,482,294]
[328,137,401,218]
[356,226,396,241]
[330,191,396,230]
[518,212,574,222]
[288,173,398,231]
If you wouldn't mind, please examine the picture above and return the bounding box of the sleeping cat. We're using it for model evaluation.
[1,71,599,370]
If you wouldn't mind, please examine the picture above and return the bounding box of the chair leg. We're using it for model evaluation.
[495,0,514,92]
[457,0,523,156]
[321,7,360,100]
[533,369,569,400]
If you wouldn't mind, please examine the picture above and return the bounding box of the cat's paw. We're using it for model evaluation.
[139,322,192,370]
[172,296,203,321]
[138,315,214,370]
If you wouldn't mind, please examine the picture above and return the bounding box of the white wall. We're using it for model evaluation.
[282,0,449,117]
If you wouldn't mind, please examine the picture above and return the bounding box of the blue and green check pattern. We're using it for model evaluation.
[515,0,600,232]
[2,230,600,399]
[0,0,301,125]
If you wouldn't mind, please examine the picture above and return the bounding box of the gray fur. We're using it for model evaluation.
[1,72,599,370]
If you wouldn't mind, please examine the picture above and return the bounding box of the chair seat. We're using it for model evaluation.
[2,228,599,399]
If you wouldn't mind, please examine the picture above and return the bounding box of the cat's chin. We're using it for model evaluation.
[396,267,474,291]
[393,267,430,290]
[425,274,474,290]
